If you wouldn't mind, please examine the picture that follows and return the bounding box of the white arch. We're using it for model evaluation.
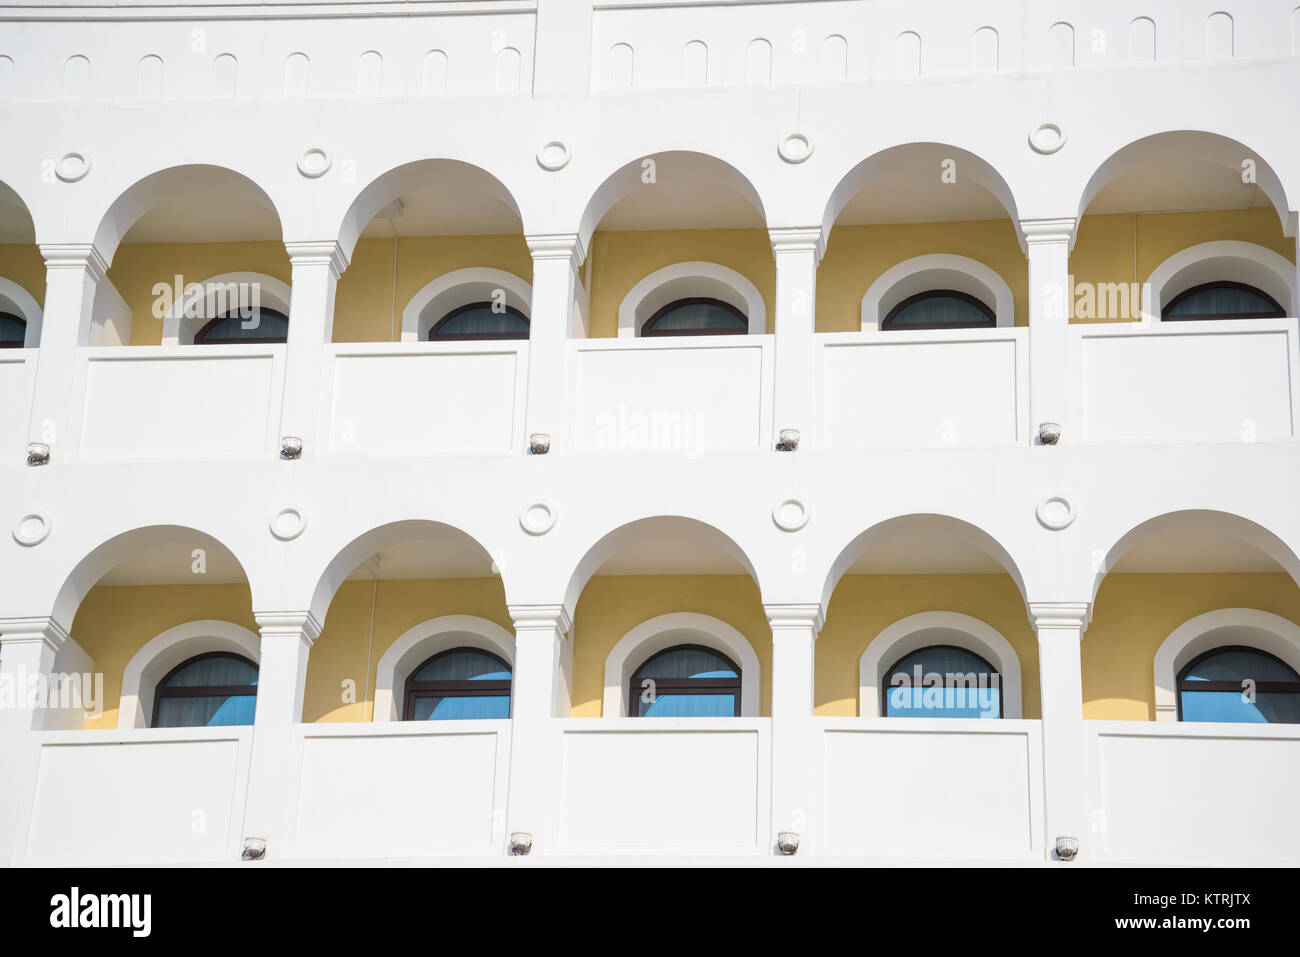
[617,261,765,337]
[400,267,532,342]
[0,276,42,346]
[858,611,1022,718]
[1141,240,1296,322]
[1153,608,1300,722]
[373,614,515,722]
[602,612,760,717]
[859,253,1014,331]
[117,619,261,729]
[161,271,292,345]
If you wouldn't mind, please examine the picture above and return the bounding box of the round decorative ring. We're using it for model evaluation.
[55,152,92,183]
[520,502,556,535]
[270,506,308,541]
[772,498,811,532]
[1028,122,1067,155]
[536,140,571,171]
[13,511,51,546]
[297,147,333,178]
[778,133,815,164]
[1036,495,1076,531]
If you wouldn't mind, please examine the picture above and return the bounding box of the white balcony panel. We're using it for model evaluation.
[552,719,770,853]
[71,346,283,461]
[813,718,1042,858]
[1071,320,1298,443]
[818,329,1027,448]
[284,722,511,858]
[16,728,252,865]
[567,336,772,452]
[1087,721,1300,863]
[323,343,525,456]
[0,350,35,461]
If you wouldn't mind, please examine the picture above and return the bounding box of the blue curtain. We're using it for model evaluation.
[411,694,511,720]
[635,647,737,680]
[162,656,258,688]
[639,693,736,718]
[412,649,510,681]
[885,646,1001,718]
[1180,648,1300,723]
[155,693,256,728]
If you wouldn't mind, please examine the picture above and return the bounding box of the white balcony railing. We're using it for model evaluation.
[0,349,36,462]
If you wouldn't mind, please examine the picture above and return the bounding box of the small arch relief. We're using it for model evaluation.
[1048,22,1075,68]
[496,47,521,92]
[683,39,708,84]
[421,49,448,94]
[746,38,772,84]
[0,55,13,99]
[1129,17,1156,63]
[137,55,163,98]
[211,53,238,98]
[357,50,383,95]
[822,34,847,80]
[896,31,921,77]
[63,54,89,99]
[608,42,634,88]
[1206,11,1234,59]
[284,52,310,97]
[973,26,999,72]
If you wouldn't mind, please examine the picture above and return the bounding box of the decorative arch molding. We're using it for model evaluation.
[603,612,761,717]
[1153,608,1300,721]
[117,619,261,729]
[1141,240,1296,321]
[617,261,765,337]
[858,611,1023,718]
[401,267,532,342]
[373,614,516,722]
[0,276,42,346]
[859,253,1014,330]
[161,272,292,345]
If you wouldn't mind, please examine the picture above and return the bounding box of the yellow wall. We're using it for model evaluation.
[1069,207,1293,322]
[0,243,46,308]
[818,219,1028,332]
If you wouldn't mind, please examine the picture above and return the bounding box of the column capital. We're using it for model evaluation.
[1027,602,1091,633]
[764,603,825,634]
[0,616,69,652]
[508,603,572,636]
[39,243,108,281]
[525,233,585,271]
[284,240,349,277]
[1019,218,1077,248]
[254,611,322,646]
[769,226,825,263]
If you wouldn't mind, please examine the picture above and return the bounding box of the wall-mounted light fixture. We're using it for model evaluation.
[280,436,304,460]
[241,837,267,861]
[775,429,800,452]
[1054,835,1079,861]
[776,831,800,855]
[1038,422,1062,446]
[528,433,551,455]
[26,442,50,467]
[509,832,533,856]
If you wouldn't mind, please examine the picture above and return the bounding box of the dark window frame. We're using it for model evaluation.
[1161,281,1285,322]
[150,651,259,728]
[628,642,742,717]
[881,289,997,331]
[1175,643,1300,721]
[0,311,27,349]
[428,301,530,341]
[402,646,513,721]
[194,307,290,345]
[882,643,1004,718]
[641,297,749,338]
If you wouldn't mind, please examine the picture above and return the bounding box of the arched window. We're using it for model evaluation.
[1177,646,1300,723]
[152,652,258,728]
[403,647,512,720]
[882,290,996,330]
[429,302,529,340]
[884,645,1002,718]
[0,311,26,348]
[194,307,289,344]
[641,298,748,337]
[1161,281,1285,321]
[629,644,741,716]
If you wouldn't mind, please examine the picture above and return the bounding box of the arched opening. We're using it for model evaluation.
[0,178,41,348]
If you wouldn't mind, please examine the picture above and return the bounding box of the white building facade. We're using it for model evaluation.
[2,0,1300,865]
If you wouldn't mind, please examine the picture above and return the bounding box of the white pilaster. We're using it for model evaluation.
[280,241,347,458]
[1020,219,1076,444]
[524,234,583,452]
[532,0,594,98]
[1028,601,1090,861]
[766,602,823,856]
[240,611,319,860]
[26,245,107,464]
[769,228,824,450]
[504,603,572,855]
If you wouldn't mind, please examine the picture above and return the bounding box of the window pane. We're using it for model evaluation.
[155,693,256,727]
[1183,649,1300,683]
[413,649,511,681]
[886,646,1001,718]
[410,694,511,720]
[432,304,528,337]
[1165,284,1280,318]
[886,685,1001,719]
[634,647,738,680]
[196,309,289,342]
[887,294,991,328]
[1180,690,1300,724]
[646,300,746,333]
[0,312,26,345]
[638,692,736,717]
[162,655,258,688]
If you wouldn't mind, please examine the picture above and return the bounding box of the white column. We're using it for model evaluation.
[504,603,572,855]
[240,611,319,860]
[523,234,583,453]
[766,603,822,856]
[1020,219,1075,444]
[26,245,107,464]
[769,228,824,450]
[0,617,68,865]
[279,241,347,458]
[1028,601,1090,861]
